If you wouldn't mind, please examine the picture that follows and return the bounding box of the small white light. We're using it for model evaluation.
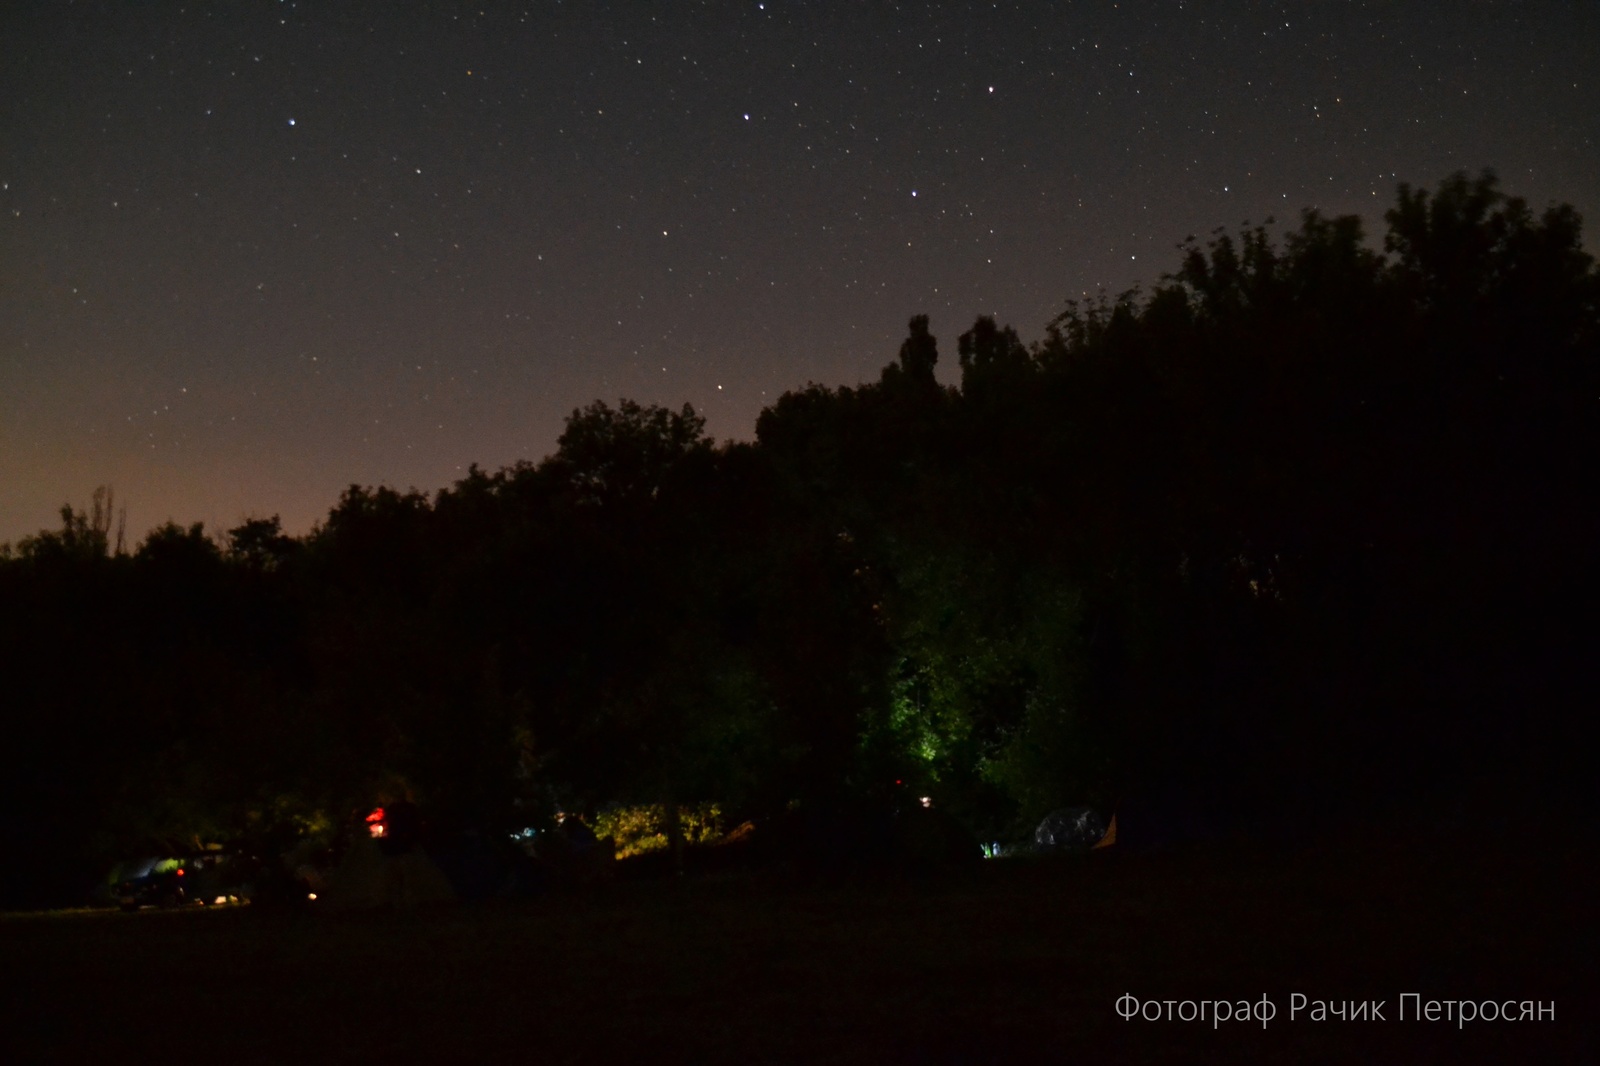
[920,796,932,808]
[307,892,318,901]
[214,895,227,905]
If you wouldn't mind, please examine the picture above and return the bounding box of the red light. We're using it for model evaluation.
[366,807,385,824]
[175,868,185,877]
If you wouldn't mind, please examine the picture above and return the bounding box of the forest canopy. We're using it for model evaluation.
[2,171,1594,907]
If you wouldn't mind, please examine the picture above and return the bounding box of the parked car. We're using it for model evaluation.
[111,852,252,911]
[113,861,189,911]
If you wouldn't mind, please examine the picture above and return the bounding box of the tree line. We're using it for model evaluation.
[2,172,1594,906]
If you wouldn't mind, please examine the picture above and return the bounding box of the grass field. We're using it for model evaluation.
[3,827,1587,1064]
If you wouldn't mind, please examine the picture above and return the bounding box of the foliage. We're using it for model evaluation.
[2,172,1593,905]
[591,803,726,859]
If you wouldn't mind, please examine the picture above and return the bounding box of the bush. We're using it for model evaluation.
[591,803,725,858]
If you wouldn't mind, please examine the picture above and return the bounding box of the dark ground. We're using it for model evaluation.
[3,825,1589,1064]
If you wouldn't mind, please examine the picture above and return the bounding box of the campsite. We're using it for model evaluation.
[5,166,1595,1060]
[3,819,1584,1063]
[4,22,1595,1051]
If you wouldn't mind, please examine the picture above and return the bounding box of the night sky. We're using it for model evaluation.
[3,1,1596,546]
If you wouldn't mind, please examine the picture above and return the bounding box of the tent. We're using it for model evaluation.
[318,834,456,911]
[1033,807,1113,852]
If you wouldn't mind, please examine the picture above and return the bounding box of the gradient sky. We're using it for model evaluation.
[3,1,1596,546]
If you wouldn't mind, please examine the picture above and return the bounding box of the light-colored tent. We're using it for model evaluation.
[318,835,455,911]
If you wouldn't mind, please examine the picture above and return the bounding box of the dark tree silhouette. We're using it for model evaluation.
[2,172,1593,905]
